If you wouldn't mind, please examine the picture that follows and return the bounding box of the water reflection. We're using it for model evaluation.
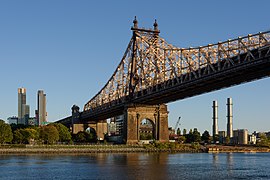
[0,153,269,179]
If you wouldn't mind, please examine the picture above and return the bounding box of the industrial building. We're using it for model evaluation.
[218,131,226,144]
[233,129,248,145]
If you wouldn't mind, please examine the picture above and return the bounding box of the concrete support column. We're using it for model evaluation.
[72,124,84,134]
[96,120,108,140]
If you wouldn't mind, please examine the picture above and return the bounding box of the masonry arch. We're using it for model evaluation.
[85,126,96,135]
[139,118,155,140]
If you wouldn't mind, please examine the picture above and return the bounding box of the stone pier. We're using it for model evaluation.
[123,104,169,144]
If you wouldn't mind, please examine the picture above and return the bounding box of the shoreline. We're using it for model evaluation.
[206,145,270,153]
[0,144,269,154]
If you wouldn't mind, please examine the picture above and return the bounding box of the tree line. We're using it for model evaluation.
[174,128,211,144]
[0,120,96,144]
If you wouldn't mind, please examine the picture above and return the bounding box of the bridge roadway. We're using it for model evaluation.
[80,45,270,121]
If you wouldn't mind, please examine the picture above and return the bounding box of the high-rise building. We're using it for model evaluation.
[227,98,233,138]
[37,90,47,126]
[23,104,30,125]
[18,88,29,125]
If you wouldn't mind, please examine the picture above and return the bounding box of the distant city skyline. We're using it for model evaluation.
[0,0,269,133]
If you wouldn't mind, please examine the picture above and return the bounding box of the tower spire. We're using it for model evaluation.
[153,19,158,31]
[133,16,138,29]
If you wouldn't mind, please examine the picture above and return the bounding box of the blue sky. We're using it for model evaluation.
[0,0,270,134]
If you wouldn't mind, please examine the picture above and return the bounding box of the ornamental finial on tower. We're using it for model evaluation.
[153,19,158,31]
[133,16,138,29]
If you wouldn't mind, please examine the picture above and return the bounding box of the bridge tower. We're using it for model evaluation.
[123,17,168,144]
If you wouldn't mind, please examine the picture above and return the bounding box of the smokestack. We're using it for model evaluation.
[212,100,218,141]
[227,97,233,138]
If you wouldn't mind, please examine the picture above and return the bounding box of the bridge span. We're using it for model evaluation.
[57,18,270,143]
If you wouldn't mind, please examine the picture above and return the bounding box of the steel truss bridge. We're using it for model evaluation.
[79,18,270,121]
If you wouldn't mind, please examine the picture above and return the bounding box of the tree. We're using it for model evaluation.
[22,128,39,144]
[49,123,71,142]
[176,128,181,135]
[201,130,211,144]
[13,129,24,144]
[178,136,186,143]
[39,125,59,144]
[10,123,27,132]
[257,133,269,147]
[72,131,96,143]
[185,129,194,143]
[183,129,187,135]
[0,120,13,144]
[193,128,201,143]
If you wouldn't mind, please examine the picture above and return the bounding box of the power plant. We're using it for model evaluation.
[212,98,234,141]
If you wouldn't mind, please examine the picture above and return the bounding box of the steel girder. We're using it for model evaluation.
[84,23,270,113]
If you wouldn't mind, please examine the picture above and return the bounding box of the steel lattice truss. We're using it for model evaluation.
[84,22,270,112]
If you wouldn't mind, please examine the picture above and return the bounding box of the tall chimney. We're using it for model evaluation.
[227,97,233,138]
[212,100,218,141]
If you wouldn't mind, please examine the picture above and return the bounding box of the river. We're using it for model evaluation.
[0,153,269,179]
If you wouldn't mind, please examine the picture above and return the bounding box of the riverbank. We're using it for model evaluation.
[0,143,202,154]
[0,144,269,154]
[206,145,270,153]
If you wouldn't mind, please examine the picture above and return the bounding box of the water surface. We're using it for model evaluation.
[0,153,269,179]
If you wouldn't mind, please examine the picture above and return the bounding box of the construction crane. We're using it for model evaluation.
[174,117,181,134]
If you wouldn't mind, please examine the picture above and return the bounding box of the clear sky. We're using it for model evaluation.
[0,0,270,134]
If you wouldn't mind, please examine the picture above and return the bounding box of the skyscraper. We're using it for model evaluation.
[18,88,27,125]
[37,90,47,126]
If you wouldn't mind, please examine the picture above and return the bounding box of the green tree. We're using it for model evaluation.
[49,123,71,142]
[73,131,87,142]
[72,131,96,143]
[193,128,201,143]
[10,123,27,132]
[185,129,194,143]
[39,126,59,144]
[177,128,181,135]
[0,120,13,144]
[257,133,269,147]
[13,129,24,144]
[183,129,187,135]
[22,128,38,144]
[201,130,211,143]
[178,136,186,143]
